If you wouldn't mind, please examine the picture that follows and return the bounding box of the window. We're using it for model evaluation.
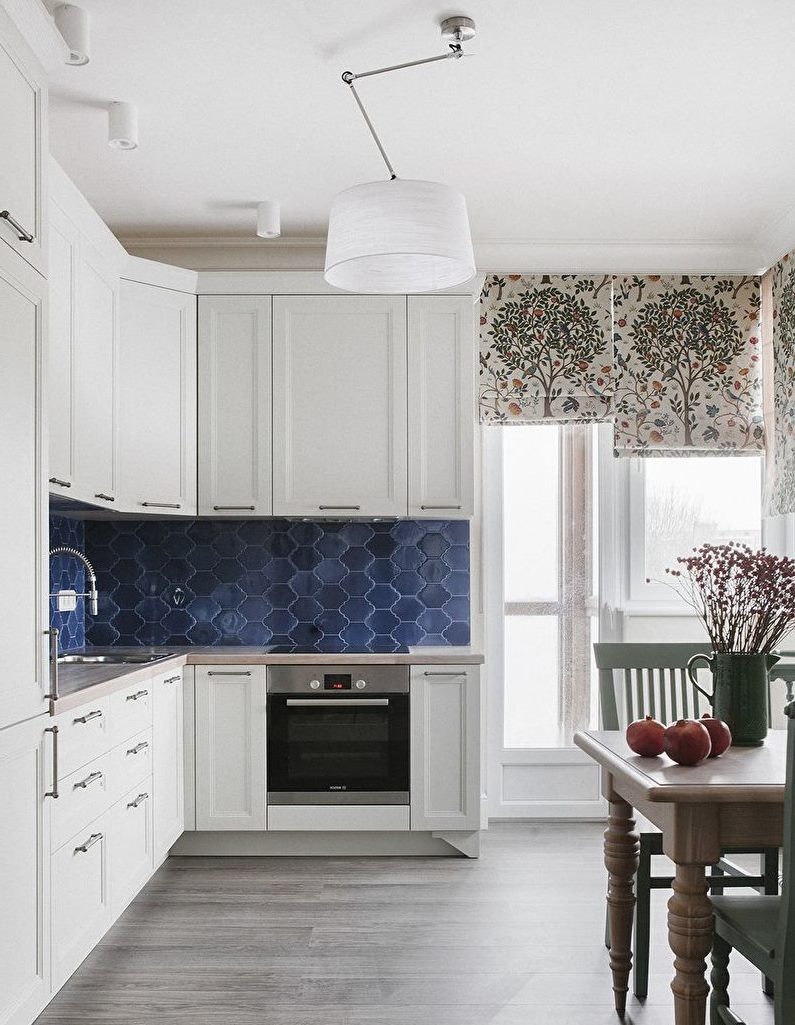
[501,424,599,747]
[628,456,762,603]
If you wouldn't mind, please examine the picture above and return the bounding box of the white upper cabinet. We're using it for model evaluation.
[117,276,197,515]
[0,8,46,276]
[272,295,408,517]
[198,296,272,516]
[408,296,475,518]
[0,247,48,730]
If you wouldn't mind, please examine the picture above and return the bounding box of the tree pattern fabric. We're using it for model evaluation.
[612,275,764,455]
[479,274,613,423]
[766,254,795,515]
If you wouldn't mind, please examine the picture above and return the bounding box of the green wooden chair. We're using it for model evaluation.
[594,642,779,1000]
[709,700,795,1025]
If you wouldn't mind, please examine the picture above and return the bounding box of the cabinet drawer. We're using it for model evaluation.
[56,697,111,779]
[110,779,153,917]
[51,752,112,853]
[110,728,152,802]
[110,680,153,745]
[51,812,112,990]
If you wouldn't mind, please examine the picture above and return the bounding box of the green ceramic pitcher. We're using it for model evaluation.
[686,652,778,746]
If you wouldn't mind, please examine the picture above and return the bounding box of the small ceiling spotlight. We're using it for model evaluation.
[256,201,281,239]
[108,102,138,150]
[53,3,90,66]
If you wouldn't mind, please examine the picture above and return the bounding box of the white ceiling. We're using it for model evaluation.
[45,1,795,270]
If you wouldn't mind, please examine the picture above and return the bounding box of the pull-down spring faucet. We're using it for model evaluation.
[49,546,99,615]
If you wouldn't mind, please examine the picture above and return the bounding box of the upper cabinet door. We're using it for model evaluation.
[0,250,47,729]
[408,297,475,518]
[73,239,118,506]
[198,296,272,516]
[0,9,46,276]
[117,280,197,514]
[48,202,78,493]
[272,295,408,517]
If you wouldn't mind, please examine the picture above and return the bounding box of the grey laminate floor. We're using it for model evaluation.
[37,823,775,1025]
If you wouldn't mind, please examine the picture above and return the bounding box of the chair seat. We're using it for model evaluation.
[711,895,780,963]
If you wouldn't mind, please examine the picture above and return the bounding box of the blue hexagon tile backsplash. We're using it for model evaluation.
[75,518,470,652]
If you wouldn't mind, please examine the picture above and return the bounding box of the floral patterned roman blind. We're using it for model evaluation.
[764,254,795,515]
[479,274,613,423]
[612,275,764,456]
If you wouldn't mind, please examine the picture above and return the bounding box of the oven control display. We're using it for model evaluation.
[324,674,352,690]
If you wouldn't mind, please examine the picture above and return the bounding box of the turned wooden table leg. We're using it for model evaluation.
[668,863,713,1025]
[604,797,640,1014]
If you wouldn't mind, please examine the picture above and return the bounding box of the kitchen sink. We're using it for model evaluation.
[57,651,176,666]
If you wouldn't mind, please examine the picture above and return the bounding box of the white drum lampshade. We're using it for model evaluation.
[256,201,281,239]
[324,179,475,293]
[54,4,90,65]
[108,102,138,150]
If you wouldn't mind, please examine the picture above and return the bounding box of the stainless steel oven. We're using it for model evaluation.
[267,665,409,805]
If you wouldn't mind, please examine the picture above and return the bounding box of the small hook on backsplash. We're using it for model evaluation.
[172,586,185,607]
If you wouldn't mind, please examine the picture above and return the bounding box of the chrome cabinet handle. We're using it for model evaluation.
[49,477,71,488]
[74,833,103,854]
[0,210,34,242]
[94,493,115,502]
[207,671,251,676]
[74,770,103,790]
[127,792,149,809]
[126,741,149,755]
[318,505,361,510]
[285,698,389,706]
[213,505,255,511]
[45,628,59,702]
[126,689,149,701]
[163,675,181,685]
[423,671,463,677]
[45,726,59,799]
[141,501,181,509]
[73,709,103,724]
[420,504,462,510]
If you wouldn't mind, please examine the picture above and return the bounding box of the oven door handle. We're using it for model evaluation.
[284,698,389,707]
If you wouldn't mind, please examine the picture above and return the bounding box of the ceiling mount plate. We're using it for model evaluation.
[440,15,476,45]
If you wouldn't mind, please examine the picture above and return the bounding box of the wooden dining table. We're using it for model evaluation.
[573,729,787,1025]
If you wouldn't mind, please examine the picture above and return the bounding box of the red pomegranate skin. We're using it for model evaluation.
[700,713,732,757]
[625,715,666,757]
[663,719,712,766]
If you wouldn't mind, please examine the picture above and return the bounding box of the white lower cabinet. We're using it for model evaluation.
[410,665,481,831]
[110,781,153,918]
[0,716,52,1025]
[195,666,267,830]
[51,812,111,991]
[153,670,184,862]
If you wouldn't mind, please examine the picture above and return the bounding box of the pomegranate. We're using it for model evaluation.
[663,719,712,766]
[700,713,732,757]
[626,715,666,757]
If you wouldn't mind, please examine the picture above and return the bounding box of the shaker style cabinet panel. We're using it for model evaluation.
[47,202,78,494]
[0,8,46,276]
[410,665,480,831]
[152,670,184,862]
[408,296,475,518]
[110,781,153,918]
[0,251,47,730]
[272,295,408,517]
[198,296,272,516]
[0,716,52,1025]
[117,280,197,514]
[195,667,267,830]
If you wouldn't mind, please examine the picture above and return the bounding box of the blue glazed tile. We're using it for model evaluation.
[214,532,245,558]
[213,609,246,638]
[239,596,271,621]
[316,611,348,635]
[238,622,272,646]
[211,582,245,608]
[443,596,470,621]
[441,521,469,544]
[266,609,298,634]
[366,533,398,558]
[138,571,169,596]
[188,570,221,595]
[237,520,274,545]
[444,545,470,571]
[190,545,222,571]
[290,571,321,597]
[366,584,399,609]
[369,636,400,653]
[392,622,424,646]
[341,547,375,571]
[162,608,194,634]
[270,534,295,558]
[340,571,372,597]
[288,522,323,546]
[213,557,244,583]
[340,523,374,547]
[419,609,451,633]
[421,633,448,646]
[238,546,271,571]
[315,533,349,559]
[316,585,347,610]
[419,533,449,558]
[138,547,170,571]
[239,571,270,595]
[367,609,400,634]
[340,597,375,622]
[86,621,119,646]
[391,547,424,571]
[265,558,294,584]
[111,558,142,585]
[341,623,374,647]
[444,621,470,645]
[315,559,348,584]
[393,571,424,596]
[187,622,221,645]
[163,583,195,608]
[314,635,347,654]
[391,521,425,545]
[393,596,424,621]
[445,571,470,597]
[110,532,144,558]
[187,596,221,622]
[418,584,450,609]
[419,558,449,583]
[289,622,322,646]
[290,546,322,571]
[290,597,323,623]
[135,596,170,622]
[269,584,298,609]
[369,558,398,583]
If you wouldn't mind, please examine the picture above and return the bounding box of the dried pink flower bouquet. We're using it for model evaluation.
[662,542,795,654]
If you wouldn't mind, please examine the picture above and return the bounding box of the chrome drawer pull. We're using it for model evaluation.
[74,770,103,790]
[45,726,59,799]
[141,501,181,508]
[49,477,72,488]
[318,505,361,510]
[0,209,34,242]
[286,698,389,707]
[213,505,255,511]
[207,671,251,676]
[46,628,59,702]
[73,709,103,724]
[74,833,103,854]
[163,675,181,685]
[126,741,149,755]
[127,792,149,809]
[94,493,115,502]
[420,504,462,510]
[126,689,149,701]
[423,671,463,677]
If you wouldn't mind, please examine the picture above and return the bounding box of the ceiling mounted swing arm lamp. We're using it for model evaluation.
[324,15,476,295]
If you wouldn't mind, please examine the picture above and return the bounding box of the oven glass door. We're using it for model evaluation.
[267,693,409,802]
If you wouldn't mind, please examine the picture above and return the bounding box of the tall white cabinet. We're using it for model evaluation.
[272,295,408,517]
[198,296,272,515]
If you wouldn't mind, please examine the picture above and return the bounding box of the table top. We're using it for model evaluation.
[574,730,787,804]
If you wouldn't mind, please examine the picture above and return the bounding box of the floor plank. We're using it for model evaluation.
[36,822,774,1025]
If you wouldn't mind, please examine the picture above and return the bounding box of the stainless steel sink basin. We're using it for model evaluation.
[57,652,176,666]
